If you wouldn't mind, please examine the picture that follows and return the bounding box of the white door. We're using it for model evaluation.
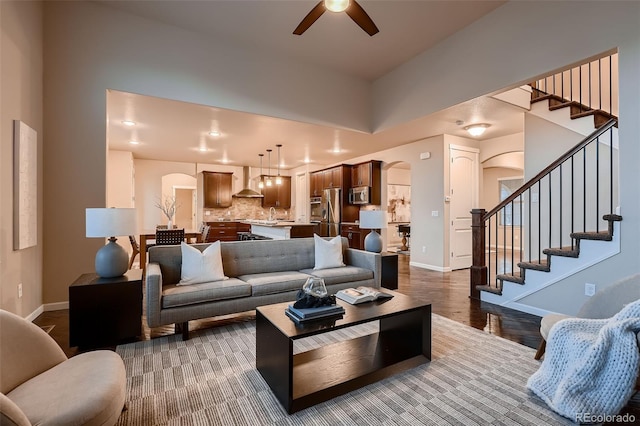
[449,145,479,270]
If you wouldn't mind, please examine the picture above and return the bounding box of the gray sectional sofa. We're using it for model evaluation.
[146,237,382,339]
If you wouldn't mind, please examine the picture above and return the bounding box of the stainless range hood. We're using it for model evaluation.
[233,166,264,198]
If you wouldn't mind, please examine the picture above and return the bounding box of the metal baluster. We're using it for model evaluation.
[559,164,563,249]
[583,148,587,232]
[596,135,600,232]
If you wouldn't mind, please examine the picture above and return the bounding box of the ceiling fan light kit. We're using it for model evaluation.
[293,0,379,36]
[325,0,349,13]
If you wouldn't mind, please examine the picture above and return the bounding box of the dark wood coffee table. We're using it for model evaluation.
[255,290,431,413]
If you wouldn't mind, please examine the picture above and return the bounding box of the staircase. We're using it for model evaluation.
[471,53,620,316]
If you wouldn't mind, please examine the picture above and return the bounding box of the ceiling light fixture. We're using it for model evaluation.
[129,140,140,145]
[122,120,136,126]
[275,144,283,185]
[258,154,265,189]
[199,147,207,152]
[325,0,349,13]
[266,149,273,187]
[464,123,490,137]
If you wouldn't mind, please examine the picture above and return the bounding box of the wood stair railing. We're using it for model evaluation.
[471,118,619,298]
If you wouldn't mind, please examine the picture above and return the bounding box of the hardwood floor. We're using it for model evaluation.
[33,253,542,358]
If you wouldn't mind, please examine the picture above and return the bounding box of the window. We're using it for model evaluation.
[499,177,524,226]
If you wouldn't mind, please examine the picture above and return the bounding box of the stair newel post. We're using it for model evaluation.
[470,209,487,300]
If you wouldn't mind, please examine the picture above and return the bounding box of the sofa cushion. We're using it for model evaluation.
[7,351,125,426]
[238,271,313,296]
[179,241,227,285]
[313,234,345,270]
[162,278,251,308]
[301,266,374,286]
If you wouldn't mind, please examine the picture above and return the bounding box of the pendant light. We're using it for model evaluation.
[276,144,283,185]
[266,149,273,187]
[258,154,264,189]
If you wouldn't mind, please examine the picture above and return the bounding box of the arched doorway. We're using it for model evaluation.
[384,161,411,254]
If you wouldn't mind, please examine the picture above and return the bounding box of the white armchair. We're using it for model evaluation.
[535,273,640,360]
[0,309,126,425]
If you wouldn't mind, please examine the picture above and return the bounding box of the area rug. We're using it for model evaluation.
[115,314,576,425]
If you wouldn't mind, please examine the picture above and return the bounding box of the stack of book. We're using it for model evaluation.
[285,304,345,324]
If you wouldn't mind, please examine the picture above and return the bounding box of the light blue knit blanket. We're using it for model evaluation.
[527,299,640,421]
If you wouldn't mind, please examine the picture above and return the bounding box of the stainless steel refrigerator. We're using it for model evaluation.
[320,188,341,237]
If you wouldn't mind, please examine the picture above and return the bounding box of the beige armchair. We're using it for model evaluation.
[535,273,640,360]
[0,309,126,426]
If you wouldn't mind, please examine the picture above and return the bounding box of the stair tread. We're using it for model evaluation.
[543,246,579,257]
[496,273,525,284]
[476,285,502,295]
[518,260,550,271]
[570,230,613,241]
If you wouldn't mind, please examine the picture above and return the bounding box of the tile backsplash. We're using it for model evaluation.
[203,197,292,221]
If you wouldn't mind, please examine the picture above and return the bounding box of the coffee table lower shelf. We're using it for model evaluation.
[256,301,431,414]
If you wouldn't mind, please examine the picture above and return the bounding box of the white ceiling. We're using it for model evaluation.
[103,0,525,170]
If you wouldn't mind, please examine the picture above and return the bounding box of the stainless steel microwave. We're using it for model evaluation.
[349,186,371,205]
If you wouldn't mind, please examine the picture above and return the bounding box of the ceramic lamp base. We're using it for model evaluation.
[364,230,383,253]
[95,237,129,278]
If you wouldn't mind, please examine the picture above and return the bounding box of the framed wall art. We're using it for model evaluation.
[14,120,38,250]
[387,184,411,223]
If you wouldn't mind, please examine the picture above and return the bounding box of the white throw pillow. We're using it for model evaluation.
[313,234,345,270]
[179,241,227,285]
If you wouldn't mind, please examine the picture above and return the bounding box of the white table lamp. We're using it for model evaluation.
[359,210,387,253]
[86,208,137,278]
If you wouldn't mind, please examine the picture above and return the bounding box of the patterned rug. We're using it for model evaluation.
[115,314,579,425]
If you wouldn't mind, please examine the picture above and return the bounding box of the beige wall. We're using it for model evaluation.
[18,0,638,317]
[107,150,134,208]
[1,1,44,316]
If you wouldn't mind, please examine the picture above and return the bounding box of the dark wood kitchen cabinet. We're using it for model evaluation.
[203,171,233,208]
[261,175,291,208]
[351,160,381,187]
[351,160,382,205]
[323,167,343,189]
[310,171,324,197]
[340,223,372,250]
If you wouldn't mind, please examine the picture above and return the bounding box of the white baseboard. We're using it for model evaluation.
[25,305,44,322]
[44,301,69,311]
[410,261,451,273]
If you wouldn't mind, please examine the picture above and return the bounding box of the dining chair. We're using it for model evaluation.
[200,225,211,243]
[155,228,185,245]
[128,236,140,269]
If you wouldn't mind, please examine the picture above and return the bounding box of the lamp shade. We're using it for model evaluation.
[359,210,387,229]
[86,208,137,237]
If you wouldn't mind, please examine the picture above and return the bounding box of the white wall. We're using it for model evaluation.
[1,1,44,316]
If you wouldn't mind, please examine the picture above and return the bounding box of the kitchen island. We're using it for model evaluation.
[242,221,315,240]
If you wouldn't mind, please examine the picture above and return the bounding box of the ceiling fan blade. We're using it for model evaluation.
[293,1,326,35]
[345,0,379,36]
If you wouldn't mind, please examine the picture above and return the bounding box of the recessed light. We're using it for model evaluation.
[209,131,220,137]
[122,120,136,126]
[129,140,140,145]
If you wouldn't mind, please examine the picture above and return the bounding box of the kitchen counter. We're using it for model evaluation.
[241,220,315,239]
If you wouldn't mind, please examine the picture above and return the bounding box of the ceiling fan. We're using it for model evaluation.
[293,0,379,36]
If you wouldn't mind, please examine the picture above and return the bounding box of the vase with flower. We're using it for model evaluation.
[155,196,178,228]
